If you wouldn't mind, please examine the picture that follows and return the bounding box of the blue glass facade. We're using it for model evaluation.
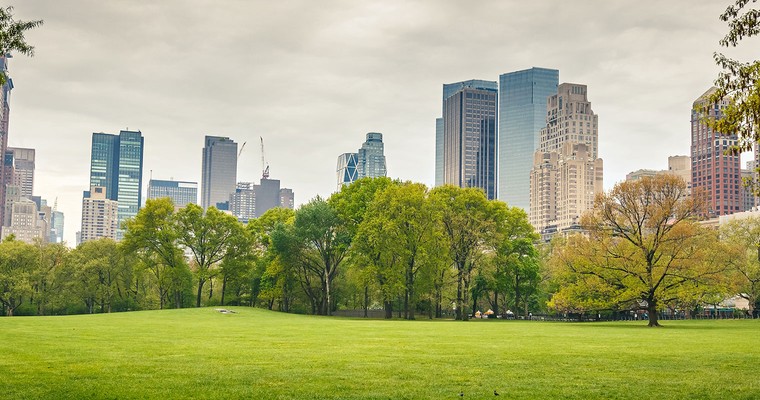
[498,67,558,210]
[434,117,444,187]
[87,130,144,238]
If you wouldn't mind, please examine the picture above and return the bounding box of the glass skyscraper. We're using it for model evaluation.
[435,118,444,187]
[442,80,497,199]
[87,130,144,238]
[498,67,559,210]
[336,133,386,190]
[201,136,238,210]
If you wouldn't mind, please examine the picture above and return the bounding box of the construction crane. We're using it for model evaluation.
[238,141,247,158]
[260,136,270,179]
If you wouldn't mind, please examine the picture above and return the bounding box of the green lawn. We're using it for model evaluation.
[1,308,758,399]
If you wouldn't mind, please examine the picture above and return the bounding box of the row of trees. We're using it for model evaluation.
[0,180,541,320]
[2,175,760,327]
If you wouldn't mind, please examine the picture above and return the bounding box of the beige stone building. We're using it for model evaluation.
[0,198,47,243]
[80,186,119,243]
[530,83,603,237]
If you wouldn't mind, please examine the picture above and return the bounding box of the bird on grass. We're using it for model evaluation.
[494,390,500,396]
[459,392,464,397]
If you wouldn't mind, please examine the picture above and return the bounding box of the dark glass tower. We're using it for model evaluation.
[442,80,498,199]
[498,67,559,210]
[87,130,144,236]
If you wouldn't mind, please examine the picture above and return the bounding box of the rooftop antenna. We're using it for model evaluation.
[260,136,269,179]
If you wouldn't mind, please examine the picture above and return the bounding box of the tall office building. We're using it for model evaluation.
[80,186,119,243]
[8,147,34,198]
[691,87,741,217]
[147,179,198,209]
[201,136,238,209]
[434,118,444,187]
[498,68,559,210]
[0,198,45,243]
[229,179,294,222]
[50,210,64,244]
[336,153,359,189]
[280,188,294,210]
[336,133,387,190]
[88,130,144,236]
[442,80,497,199]
[0,56,12,226]
[357,133,387,179]
[530,83,603,237]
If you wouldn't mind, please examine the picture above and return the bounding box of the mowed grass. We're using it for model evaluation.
[1,309,758,400]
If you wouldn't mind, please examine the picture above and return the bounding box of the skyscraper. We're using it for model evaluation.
[336,133,387,190]
[50,209,64,244]
[80,186,119,243]
[442,80,497,199]
[498,68,559,210]
[530,83,603,237]
[87,130,144,236]
[434,118,444,187]
[0,56,13,226]
[691,87,741,217]
[357,133,387,179]
[147,179,198,209]
[8,147,33,198]
[336,153,359,189]
[201,136,238,209]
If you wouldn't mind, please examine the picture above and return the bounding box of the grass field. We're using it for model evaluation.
[1,308,758,399]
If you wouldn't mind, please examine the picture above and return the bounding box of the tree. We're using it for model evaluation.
[122,198,189,309]
[68,238,124,313]
[251,207,296,310]
[430,185,499,321]
[0,6,43,85]
[0,238,36,316]
[550,175,727,327]
[702,1,759,156]
[175,204,246,308]
[273,197,351,316]
[721,217,760,316]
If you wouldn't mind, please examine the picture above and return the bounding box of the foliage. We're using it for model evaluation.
[702,0,760,156]
[0,6,43,85]
[0,238,36,315]
[549,175,727,326]
[721,216,760,315]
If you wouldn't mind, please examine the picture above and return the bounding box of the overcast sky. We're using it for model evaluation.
[4,1,758,245]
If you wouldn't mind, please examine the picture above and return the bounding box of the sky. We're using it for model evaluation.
[4,0,758,246]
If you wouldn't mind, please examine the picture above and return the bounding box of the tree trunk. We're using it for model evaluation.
[461,273,471,321]
[221,276,228,306]
[647,298,660,327]
[384,300,393,319]
[196,279,205,307]
[208,279,214,300]
[493,291,498,317]
[363,286,369,318]
[455,266,464,320]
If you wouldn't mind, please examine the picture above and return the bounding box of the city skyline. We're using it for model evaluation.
[3,1,758,245]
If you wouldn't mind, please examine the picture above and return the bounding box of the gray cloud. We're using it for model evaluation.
[5,0,756,245]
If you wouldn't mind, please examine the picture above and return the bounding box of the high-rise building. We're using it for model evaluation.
[357,133,387,179]
[279,188,294,210]
[147,179,198,209]
[530,83,603,237]
[336,153,359,189]
[229,182,256,223]
[0,57,12,226]
[87,130,144,236]
[336,133,387,190]
[498,67,559,210]
[742,167,755,211]
[691,87,741,217]
[7,147,33,198]
[0,198,45,243]
[201,136,237,210]
[229,179,294,222]
[50,210,64,244]
[442,80,497,199]
[80,186,119,243]
[434,118,444,187]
